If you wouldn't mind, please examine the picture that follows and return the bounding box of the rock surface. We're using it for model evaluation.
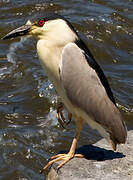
[46,131,133,180]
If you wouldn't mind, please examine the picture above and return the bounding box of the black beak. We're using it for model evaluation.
[2,25,32,40]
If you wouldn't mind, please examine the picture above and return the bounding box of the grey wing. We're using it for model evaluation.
[59,42,127,145]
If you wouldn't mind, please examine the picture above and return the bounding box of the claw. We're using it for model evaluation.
[40,118,84,174]
[56,111,65,128]
[40,153,84,173]
[67,113,72,124]
[56,103,72,128]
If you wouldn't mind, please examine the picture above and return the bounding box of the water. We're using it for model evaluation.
[0,0,133,179]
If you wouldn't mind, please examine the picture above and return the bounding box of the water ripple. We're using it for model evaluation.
[1,1,133,180]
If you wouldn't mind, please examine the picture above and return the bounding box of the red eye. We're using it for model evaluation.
[38,19,45,27]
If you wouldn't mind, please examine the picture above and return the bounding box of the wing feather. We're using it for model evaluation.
[60,42,127,145]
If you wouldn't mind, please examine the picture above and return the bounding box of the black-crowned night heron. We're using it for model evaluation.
[2,13,127,173]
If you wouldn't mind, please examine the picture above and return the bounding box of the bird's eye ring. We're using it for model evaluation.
[38,19,45,27]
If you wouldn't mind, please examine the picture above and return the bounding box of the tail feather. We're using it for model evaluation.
[110,139,117,151]
[109,116,127,151]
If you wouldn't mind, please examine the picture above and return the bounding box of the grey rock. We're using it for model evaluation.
[46,131,133,180]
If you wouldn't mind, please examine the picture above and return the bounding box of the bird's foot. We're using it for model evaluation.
[40,153,83,173]
[56,103,72,128]
[56,103,65,128]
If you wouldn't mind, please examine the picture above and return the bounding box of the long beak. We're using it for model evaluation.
[2,25,32,40]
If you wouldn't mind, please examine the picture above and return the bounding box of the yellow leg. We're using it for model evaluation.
[40,118,84,173]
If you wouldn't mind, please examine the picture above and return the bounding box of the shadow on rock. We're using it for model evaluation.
[60,144,125,161]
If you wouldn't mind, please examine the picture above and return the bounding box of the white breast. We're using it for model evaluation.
[37,40,61,86]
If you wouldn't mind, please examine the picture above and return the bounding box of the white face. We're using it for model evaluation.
[28,18,78,46]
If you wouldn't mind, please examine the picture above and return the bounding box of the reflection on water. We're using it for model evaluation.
[0,0,133,179]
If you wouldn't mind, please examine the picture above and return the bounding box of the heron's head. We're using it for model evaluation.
[2,13,78,46]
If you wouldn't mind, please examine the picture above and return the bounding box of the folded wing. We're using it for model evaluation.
[60,42,127,149]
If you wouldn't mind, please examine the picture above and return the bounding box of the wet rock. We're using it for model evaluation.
[46,131,133,180]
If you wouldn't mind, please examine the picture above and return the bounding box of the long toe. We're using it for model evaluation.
[41,153,84,173]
